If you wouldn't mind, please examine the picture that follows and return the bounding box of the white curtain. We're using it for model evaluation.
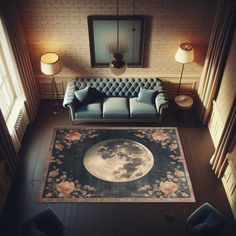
[197,0,236,125]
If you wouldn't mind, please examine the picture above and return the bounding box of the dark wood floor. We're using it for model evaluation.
[1,100,236,236]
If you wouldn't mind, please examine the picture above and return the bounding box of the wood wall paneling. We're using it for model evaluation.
[36,75,198,99]
[208,100,225,148]
[222,157,236,221]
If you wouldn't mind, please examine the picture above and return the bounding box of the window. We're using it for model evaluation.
[0,17,24,123]
[0,16,29,153]
[0,44,16,120]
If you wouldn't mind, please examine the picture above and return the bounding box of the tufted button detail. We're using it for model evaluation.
[74,77,163,98]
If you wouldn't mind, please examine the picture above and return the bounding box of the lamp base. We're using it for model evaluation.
[52,102,64,115]
[175,95,193,110]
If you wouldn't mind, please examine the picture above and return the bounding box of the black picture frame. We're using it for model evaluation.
[87,15,146,67]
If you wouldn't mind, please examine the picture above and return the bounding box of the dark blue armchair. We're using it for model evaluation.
[186,203,227,235]
[21,208,64,236]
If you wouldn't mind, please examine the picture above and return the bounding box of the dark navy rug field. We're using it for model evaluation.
[38,127,195,202]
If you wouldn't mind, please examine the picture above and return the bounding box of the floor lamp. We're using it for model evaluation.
[40,52,63,114]
[174,42,194,109]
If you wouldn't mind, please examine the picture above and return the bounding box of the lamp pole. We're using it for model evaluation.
[174,42,194,110]
[177,63,185,96]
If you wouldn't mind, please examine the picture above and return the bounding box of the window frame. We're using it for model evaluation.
[0,42,16,120]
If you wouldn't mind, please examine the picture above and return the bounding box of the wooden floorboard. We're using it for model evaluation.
[1,100,236,236]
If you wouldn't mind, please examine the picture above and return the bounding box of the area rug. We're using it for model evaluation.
[38,127,195,202]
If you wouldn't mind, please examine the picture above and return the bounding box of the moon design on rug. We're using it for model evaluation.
[83,139,154,182]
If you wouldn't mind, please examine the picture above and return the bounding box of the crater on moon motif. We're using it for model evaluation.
[83,139,154,182]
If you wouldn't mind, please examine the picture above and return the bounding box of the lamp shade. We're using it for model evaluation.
[40,52,61,76]
[175,42,194,64]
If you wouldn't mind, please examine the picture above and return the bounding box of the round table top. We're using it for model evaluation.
[175,95,193,110]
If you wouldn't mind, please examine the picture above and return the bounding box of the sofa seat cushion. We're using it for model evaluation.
[75,102,102,118]
[103,97,129,118]
[129,97,158,118]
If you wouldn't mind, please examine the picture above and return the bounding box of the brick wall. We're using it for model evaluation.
[15,0,217,96]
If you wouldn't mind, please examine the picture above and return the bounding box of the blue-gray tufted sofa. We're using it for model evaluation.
[63,77,168,123]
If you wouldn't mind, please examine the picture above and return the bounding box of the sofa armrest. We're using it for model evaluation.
[155,85,165,93]
[63,80,76,107]
[63,80,77,121]
[155,93,169,114]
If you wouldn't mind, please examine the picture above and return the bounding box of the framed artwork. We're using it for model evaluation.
[87,15,146,67]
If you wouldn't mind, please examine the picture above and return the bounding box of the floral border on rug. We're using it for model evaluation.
[38,127,195,202]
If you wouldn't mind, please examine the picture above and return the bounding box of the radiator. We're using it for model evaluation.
[14,106,29,143]
[208,100,224,147]
[7,101,30,153]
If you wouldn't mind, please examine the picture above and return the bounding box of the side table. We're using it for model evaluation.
[174,95,193,110]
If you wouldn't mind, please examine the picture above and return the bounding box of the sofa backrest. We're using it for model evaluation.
[74,77,164,98]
